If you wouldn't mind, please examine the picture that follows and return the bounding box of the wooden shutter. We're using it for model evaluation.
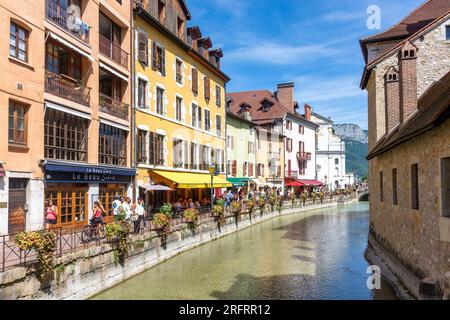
[232,161,237,177]
[138,32,148,65]
[192,68,198,94]
[216,85,221,106]
[151,41,157,70]
[442,158,450,217]
[198,106,202,129]
[204,77,210,100]
[161,48,166,76]
[184,141,189,169]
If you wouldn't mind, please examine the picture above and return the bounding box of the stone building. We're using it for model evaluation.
[360,0,450,299]
[0,0,135,235]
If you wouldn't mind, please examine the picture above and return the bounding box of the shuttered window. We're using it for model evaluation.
[441,158,450,217]
[379,171,384,202]
[137,31,148,65]
[204,77,210,101]
[411,164,419,210]
[232,160,237,177]
[215,85,221,107]
[392,168,398,205]
[149,132,165,166]
[192,68,198,94]
[152,41,165,75]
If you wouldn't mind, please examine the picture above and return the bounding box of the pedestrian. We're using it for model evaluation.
[92,201,105,230]
[133,197,146,234]
[45,199,58,230]
[112,196,122,221]
[123,197,132,221]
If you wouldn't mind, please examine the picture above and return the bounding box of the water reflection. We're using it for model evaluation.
[92,203,397,300]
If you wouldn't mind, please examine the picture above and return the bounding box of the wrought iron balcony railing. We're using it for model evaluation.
[99,94,129,120]
[45,71,90,106]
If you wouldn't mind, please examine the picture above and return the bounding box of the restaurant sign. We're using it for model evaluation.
[44,161,135,184]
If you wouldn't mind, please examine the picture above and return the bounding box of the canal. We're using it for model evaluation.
[92,202,397,300]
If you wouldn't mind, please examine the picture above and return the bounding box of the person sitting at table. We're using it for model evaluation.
[174,199,183,213]
[188,199,195,209]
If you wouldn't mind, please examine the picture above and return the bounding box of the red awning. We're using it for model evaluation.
[298,179,324,186]
[285,180,305,187]
[0,165,5,177]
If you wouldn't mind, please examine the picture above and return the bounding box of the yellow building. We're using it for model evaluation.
[133,0,230,211]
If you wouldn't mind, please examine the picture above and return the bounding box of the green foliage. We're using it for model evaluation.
[258,198,265,209]
[215,199,225,207]
[106,221,131,258]
[183,208,199,225]
[344,139,369,177]
[232,202,241,214]
[153,213,171,235]
[159,203,173,216]
[246,200,255,213]
[15,231,56,279]
[212,205,226,226]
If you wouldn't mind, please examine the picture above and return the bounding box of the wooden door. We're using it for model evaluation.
[8,179,27,235]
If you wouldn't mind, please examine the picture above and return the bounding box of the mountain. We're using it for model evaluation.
[334,124,368,144]
[334,124,369,178]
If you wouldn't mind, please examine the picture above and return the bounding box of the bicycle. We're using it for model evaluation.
[81,219,106,243]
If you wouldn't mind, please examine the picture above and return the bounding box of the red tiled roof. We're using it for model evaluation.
[360,0,450,88]
[367,70,450,160]
[227,90,312,126]
[361,0,449,45]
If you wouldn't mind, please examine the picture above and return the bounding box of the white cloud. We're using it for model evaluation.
[322,11,364,22]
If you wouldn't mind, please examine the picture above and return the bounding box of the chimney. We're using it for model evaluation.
[384,67,400,133]
[276,82,295,112]
[398,41,418,123]
[304,104,312,121]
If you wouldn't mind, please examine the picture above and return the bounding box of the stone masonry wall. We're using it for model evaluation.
[369,118,450,299]
[0,201,347,300]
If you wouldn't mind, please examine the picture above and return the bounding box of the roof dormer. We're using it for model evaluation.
[260,98,274,112]
[209,48,223,69]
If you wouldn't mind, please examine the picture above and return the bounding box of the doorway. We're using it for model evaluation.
[8,178,28,234]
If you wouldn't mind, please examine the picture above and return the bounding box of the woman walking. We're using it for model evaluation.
[45,200,58,230]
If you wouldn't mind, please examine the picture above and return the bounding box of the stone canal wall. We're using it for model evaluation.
[0,200,354,300]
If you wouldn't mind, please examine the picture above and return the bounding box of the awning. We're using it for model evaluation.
[251,179,264,187]
[152,170,232,189]
[100,118,130,131]
[142,184,173,191]
[227,177,250,187]
[99,62,129,82]
[298,179,324,186]
[48,32,95,62]
[286,180,305,187]
[45,101,92,120]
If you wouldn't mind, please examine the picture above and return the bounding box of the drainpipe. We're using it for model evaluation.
[131,4,137,201]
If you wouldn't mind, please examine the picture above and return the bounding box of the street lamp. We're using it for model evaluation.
[208,165,217,207]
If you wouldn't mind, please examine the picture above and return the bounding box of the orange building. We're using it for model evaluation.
[0,0,134,234]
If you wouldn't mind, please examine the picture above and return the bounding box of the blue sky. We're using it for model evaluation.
[187,0,425,129]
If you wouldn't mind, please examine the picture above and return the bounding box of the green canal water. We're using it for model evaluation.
[92,202,397,300]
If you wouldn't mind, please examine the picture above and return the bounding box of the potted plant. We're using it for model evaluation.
[232,202,241,220]
[301,192,307,206]
[258,198,266,214]
[15,231,56,279]
[289,193,296,208]
[311,192,317,204]
[212,204,226,227]
[269,194,277,212]
[105,221,131,259]
[246,199,255,215]
[183,208,199,229]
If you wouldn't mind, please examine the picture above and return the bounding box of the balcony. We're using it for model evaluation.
[285,171,299,179]
[297,152,312,161]
[99,94,129,120]
[45,71,90,106]
[45,0,90,44]
[99,34,128,68]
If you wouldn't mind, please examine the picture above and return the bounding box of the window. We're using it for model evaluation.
[286,121,292,130]
[177,16,185,39]
[192,68,198,94]
[379,171,384,202]
[156,87,164,115]
[137,31,148,65]
[152,42,165,75]
[243,162,248,177]
[99,124,127,166]
[173,139,184,168]
[192,103,198,127]
[335,158,339,165]
[45,187,88,227]
[204,109,211,131]
[441,158,450,217]
[411,164,419,210]
[8,101,27,145]
[191,143,199,170]
[149,132,165,166]
[45,109,88,162]
[227,135,234,150]
[10,22,28,62]
[204,77,210,101]
[175,59,183,84]
[216,115,222,136]
[215,85,221,107]
[248,163,254,177]
[446,26,450,41]
[46,41,82,80]
[138,79,148,108]
[227,160,232,176]
[137,130,147,163]
[392,168,398,205]
[248,141,254,155]
[158,0,166,23]
[286,138,293,152]
[299,125,305,134]
[176,96,183,122]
